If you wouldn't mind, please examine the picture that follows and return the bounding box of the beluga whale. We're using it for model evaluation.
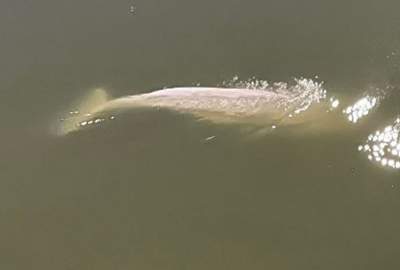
[53,74,400,171]
[55,77,400,170]
[57,78,353,136]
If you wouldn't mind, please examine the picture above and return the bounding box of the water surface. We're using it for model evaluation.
[2,0,400,269]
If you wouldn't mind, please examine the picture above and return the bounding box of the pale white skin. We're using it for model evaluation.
[59,87,350,135]
[98,87,290,124]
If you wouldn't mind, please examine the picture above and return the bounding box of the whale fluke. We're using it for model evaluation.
[56,88,110,135]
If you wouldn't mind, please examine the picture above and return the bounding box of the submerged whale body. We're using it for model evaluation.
[58,79,348,135]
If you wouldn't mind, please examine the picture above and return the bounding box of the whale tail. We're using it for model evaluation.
[55,88,110,136]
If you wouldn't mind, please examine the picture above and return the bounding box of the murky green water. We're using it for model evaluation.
[2,0,400,269]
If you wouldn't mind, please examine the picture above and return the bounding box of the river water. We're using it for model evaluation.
[2,0,400,269]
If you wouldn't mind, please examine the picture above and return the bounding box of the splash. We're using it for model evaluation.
[221,76,270,90]
[222,76,329,117]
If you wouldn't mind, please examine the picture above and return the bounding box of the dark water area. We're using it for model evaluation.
[2,0,400,269]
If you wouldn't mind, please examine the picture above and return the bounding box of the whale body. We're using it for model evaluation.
[56,80,400,170]
[98,87,297,123]
[57,81,350,135]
